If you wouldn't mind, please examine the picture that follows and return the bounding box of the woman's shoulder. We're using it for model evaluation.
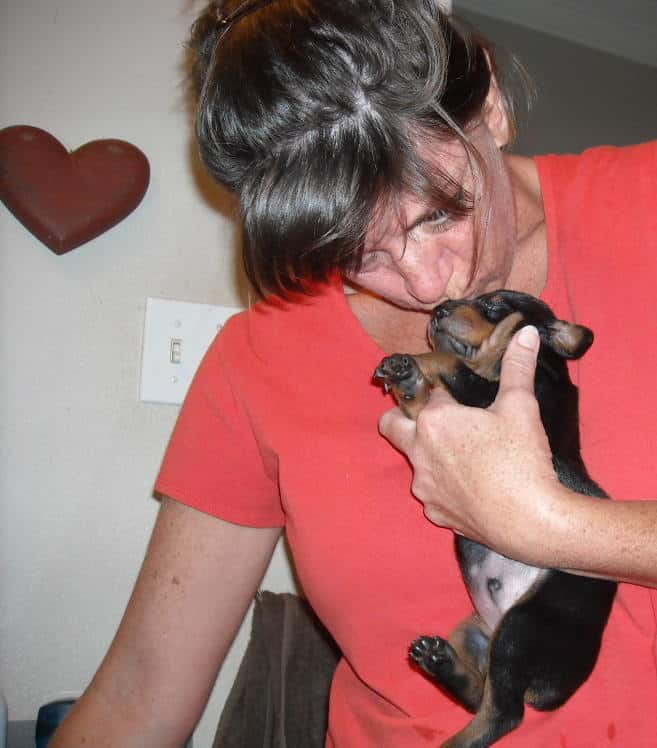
[533,140,656,239]
[215,277,350,363]
[534,140,657,185]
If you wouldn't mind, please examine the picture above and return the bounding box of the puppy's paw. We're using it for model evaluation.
[410,635,457,679]
[374,354,422,400]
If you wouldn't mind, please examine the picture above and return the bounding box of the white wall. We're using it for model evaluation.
[0,2,297,746]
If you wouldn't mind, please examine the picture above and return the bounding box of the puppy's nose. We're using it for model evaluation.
[432,301,457,319]
[431,303,453,334]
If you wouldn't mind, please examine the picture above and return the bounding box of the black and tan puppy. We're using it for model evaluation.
[375,290,616,748]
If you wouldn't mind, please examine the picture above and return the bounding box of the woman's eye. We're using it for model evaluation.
[424,209,452,227]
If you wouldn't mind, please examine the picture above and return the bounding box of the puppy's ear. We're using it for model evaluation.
[544,320,594,359]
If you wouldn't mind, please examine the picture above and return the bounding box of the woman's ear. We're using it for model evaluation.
[482,60,512,149]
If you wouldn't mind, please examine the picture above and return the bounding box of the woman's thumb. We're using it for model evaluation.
[497,325,540,395]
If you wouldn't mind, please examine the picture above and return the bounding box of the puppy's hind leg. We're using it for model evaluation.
[410,616,490,714]
[440,675,524,748]
[438,614,530,748]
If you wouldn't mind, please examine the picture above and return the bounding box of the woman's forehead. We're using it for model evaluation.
[364,147,473,242]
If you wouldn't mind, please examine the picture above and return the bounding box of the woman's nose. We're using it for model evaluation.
[398,250,450,305]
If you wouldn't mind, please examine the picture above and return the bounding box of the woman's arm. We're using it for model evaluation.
[379,326,657,588]
[51,497,281,747]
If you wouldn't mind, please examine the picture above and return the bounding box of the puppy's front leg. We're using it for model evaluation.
[374,351,458,420]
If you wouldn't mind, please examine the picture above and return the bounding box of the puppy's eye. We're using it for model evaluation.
[481,295,511,320]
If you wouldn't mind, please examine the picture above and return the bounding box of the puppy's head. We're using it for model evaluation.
[430,290,593,380]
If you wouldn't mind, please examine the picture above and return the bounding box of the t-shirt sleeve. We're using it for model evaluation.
[154,325,284,528]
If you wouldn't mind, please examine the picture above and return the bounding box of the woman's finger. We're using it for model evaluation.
[378,406,416,451]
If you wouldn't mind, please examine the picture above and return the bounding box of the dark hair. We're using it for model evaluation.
[190,0,531,297]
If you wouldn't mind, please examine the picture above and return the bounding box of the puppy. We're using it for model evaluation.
[375,290,616,748]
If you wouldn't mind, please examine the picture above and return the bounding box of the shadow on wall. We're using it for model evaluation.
[186,139,252,305]
[458,9,657,154]
[177,17,252,307]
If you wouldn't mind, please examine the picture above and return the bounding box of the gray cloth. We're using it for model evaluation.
[213,592,340,748]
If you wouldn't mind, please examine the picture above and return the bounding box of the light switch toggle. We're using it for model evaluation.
[170,338,182,364]
[140,297,242,405]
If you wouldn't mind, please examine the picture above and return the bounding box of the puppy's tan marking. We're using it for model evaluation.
[467,312,524,380]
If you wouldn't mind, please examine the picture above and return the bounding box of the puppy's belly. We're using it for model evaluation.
[464,552,548,632]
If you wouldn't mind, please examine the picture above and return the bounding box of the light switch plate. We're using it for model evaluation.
[139,297,241,405]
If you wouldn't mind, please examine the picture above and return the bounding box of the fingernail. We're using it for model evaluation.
[517,325,539,350]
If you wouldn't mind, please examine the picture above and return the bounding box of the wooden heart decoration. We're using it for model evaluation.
[0,125,150,255]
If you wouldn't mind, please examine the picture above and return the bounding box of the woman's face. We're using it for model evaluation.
[344,123,518,311]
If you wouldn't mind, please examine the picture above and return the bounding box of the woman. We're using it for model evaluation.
[52,1,657,746]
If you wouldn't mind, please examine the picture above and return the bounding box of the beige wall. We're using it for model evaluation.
[0,2,296,746]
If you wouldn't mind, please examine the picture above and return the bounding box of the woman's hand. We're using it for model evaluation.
[379,325,657,587]
[378,326,563,562]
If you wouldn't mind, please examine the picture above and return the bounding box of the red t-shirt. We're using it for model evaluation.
[156,142,657,746]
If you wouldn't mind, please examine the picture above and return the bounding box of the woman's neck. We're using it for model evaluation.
[505,153,548,297]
